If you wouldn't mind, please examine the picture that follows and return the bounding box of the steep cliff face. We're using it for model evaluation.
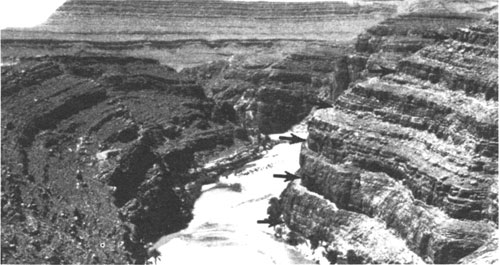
[280,17,498,264]
[2,0,396,42]
[182,47,367,135]
[1,0,399,71]
[281,182,426,264]
[356,9,497,77]
[1,54,247,264]
[2,1,497,264]
[458,235,499,264]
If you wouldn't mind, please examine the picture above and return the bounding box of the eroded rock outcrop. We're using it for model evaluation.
[281,182,426,264]
[280,17,498,264]
[458,235,499,265]
[299,149,494,263]
[357,9,497,78]
[1,54,247,264]
[2,0,397,42]
[2,1,498,264]
[182,47,367,135]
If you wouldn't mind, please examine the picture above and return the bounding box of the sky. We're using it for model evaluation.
[1,0,68,29]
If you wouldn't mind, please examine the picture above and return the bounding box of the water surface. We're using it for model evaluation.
[151,132,312,265]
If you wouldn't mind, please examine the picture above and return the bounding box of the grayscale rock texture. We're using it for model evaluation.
[1,0,498,263]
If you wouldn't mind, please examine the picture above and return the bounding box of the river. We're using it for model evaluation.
[148,129,313,265]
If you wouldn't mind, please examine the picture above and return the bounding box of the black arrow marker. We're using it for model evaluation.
[273,171,300,182]
[279,133,306,144]
[257,218,284,227]
[370,64,396,77]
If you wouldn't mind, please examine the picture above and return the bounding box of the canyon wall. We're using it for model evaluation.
[2,0,498,264]
[2,0,397,42]
[182,47,364,134]
[1,54,248,263]
[1,0,400,71]
[280,14,498,264]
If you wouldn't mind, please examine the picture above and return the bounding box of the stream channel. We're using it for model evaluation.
[148,126,314,265]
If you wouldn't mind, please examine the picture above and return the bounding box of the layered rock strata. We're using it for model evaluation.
[183,47,366,134]
[2,0,397,42]
[357,10,497,77]
[2,1,498,264]
[281,182,426,264]
[1,54,250,263]
[280,18,498,264]
[299,149,494,263]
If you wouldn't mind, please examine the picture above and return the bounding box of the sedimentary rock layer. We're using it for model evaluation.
[2,0,396,42]
[1,54,246,264]
[280,17,498,264]
[182,47,367,134]
[2,1,497,264]
[357,8,497,76]
[299,149,494,263]
[306,108,497,221]
[281,182,425,264]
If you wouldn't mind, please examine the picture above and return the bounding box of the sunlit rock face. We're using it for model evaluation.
[357,4,498,78]
[280,16,498,265]
[2,0,397,41]
[281,182,427,264]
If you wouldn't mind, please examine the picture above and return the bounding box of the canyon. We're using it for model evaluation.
[281,11,498,264]
[1,0,498,264]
